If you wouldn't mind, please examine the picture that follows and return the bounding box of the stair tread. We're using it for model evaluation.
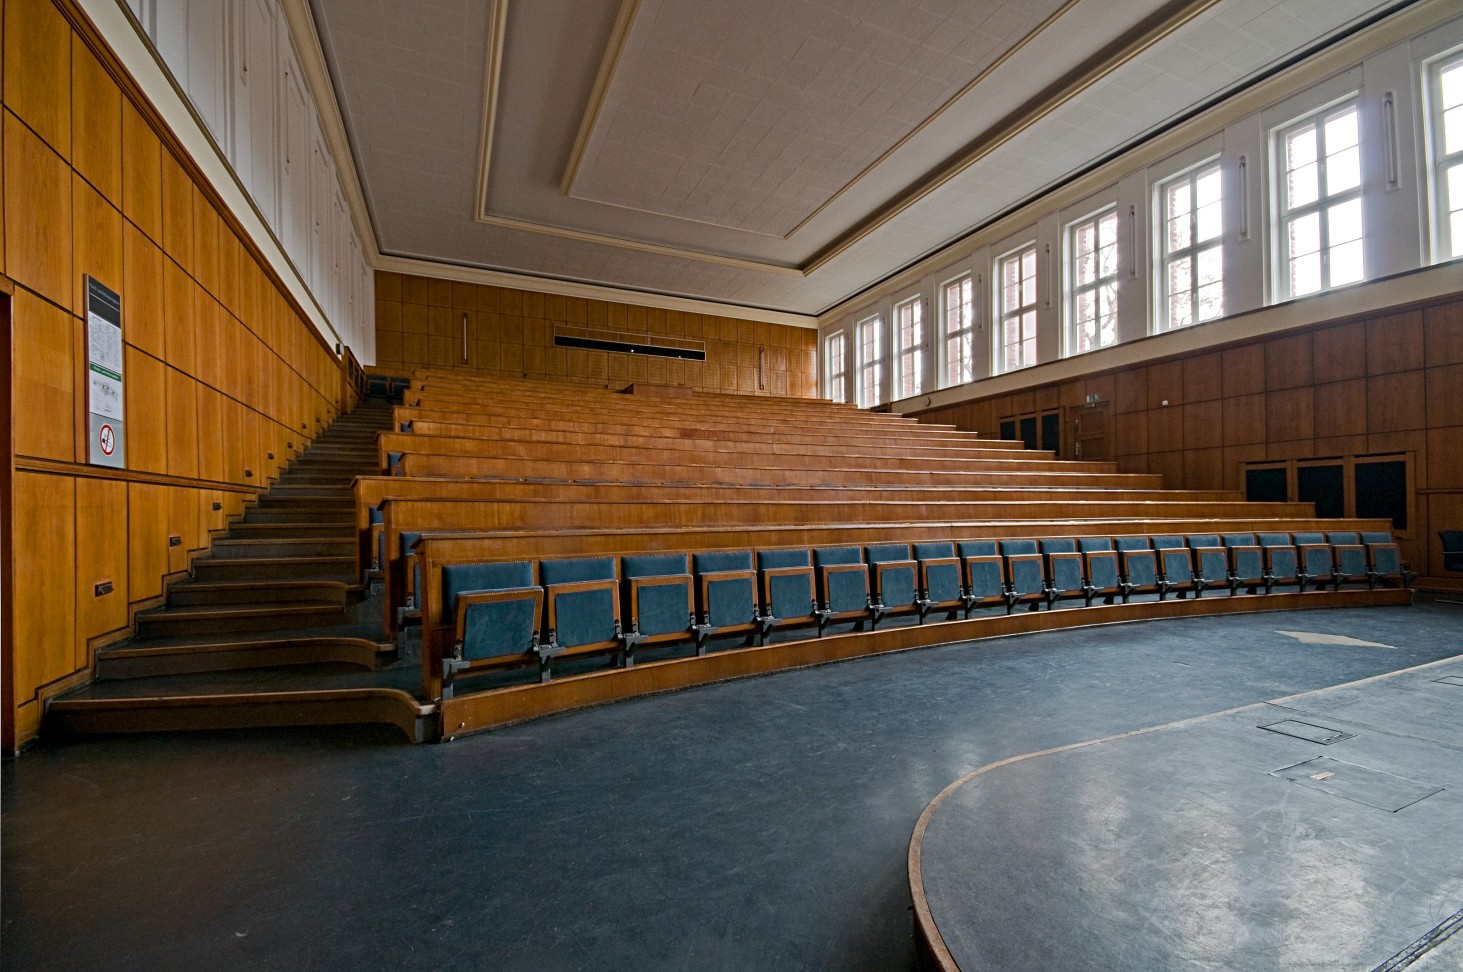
[104,621,389,651]
[143,601,349,620]
[60,655,425,700]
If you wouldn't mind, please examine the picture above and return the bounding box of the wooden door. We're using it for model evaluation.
[1068,402,1110,461]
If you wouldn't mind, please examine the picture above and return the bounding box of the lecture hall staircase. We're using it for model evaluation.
[45,398,437,743]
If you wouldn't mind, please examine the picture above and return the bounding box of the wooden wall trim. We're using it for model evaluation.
[58,0,342,362]
[2,291,15,754]
[14,458,263,494]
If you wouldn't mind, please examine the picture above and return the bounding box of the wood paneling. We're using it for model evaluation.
[1426,427,1463,490]
[159,150,193,273]
[1423,301,1463,366]
[74,476,129,655]
[123,345,167,473]
[1148,405,1183,452]
[1221,393,1266,446]
[195,384,225,482]
[1366,311,1424,374]
[1426,363,1463,430]
[1221,344,1265,397]
[1146,360,1183,409]
[1182,401,1222,449]
[165,367,198,478]
[1265,333,1313,391]
[4,112,73,309]
[1266,387,1314,442]
[160,259,196,373]
[192,185,218,297]
[1313,320,1366,383]
[169,486,196,573]
[122,221,164,357]
[127,482,170,602]
[120,98,161,240]
[12,289,76,461]
[72,173,122,313]
[1314,380,1367,438]
[4,0,72,156]
[1182,353,1223,403]
[13,472,76,697]
[1367,372,1425,433]
[70,33,121,205]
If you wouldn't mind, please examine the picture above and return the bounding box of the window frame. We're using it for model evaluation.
[1155,159,1225,332]
[892,295,925,400]
[855,313,884,408]
[1064,205,1121,356]
[994,242,1040,374]
[1423,47,1463,261]
[823,329,848,403]
[940,272,976,389]
[1272,96,1365,300]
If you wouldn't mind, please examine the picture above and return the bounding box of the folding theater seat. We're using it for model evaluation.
[442,560,546,691]
[1150,535,1198,600]
[540,556,628,667]
[864,544,918,627]
[1038,538,1085,608]
[1324,532,1370,588]
[1290,532,1337,591]
[1257,533,1301,591]
[958,540,1008,614]
[1359,531,1409,587]
[1114,535,1160,600]
[813,546,873,633]
[692,550,759,651]
[757,548,817,641]
[367,506,384,574]
[912,541,964,623]
[999,539,1046,611]
[620,554,697,656]
[1077,537,1123,605]
[1185,534,1229,596]
[1221,533,1266,595]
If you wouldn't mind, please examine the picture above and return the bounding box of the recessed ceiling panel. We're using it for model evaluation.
[567,0,1069,238]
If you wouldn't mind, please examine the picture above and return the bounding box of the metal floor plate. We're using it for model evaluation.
[1259,719,1355,744]
[1271,756,1444,812]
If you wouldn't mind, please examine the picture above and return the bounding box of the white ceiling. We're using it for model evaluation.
[310,0,1414,317]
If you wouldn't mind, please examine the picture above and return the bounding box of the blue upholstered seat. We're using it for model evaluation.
[621,553,695,646]
[441,560,546,690]
[865,544,917,624]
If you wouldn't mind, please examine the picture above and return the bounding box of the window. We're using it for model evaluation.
[1276,101,1364,298]
[997,245,1038,372]
[856,315,883,407]
[824,331,847,403]
[1067,209,1119,354]
[1426,52,1463,259]
[942,275,975,387]
[1159,163,1224,330]
[894,297,923,399]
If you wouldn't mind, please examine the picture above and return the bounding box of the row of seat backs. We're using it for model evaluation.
[439,531,1404,666]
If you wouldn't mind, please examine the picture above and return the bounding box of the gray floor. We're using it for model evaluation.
[5,603,1462,971]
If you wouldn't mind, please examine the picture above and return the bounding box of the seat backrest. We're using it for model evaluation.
[1114,535,1151,552]
[401,531,423,555]
[814,546,864,567]
[1040,538,1077,554]
[1257,532,1293,547]
[1326,532,1360,545]
[1078,537,1114,553]
[621,553,689,579]
[958,540,998,558]
[1440,530,1463,551]
[758,548,811,571]
[1000,539,1039,557]
[1222,533,1257,547]
[1151,535,1185,549]
[1359,531,1394,545]
[369,506,384,525]
[865,543,911,564]
[695,550,753,574]
[1185,534,1221,548]
[913,541,956,560]
[443,560,536,609]
[1291,531,1326,545]
[540,556,617,585]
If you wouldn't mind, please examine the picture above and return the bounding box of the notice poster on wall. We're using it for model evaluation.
[86,276,126,468]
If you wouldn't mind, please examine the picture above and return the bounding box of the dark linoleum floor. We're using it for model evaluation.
[5,603,1462,971]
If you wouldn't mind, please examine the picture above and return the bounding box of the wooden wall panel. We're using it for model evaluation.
[1368,372,1426,433]
[1314,380,1367,438]
[165,366,198,478]
[373,271,817,397]
[127,482,170,602]
[159,150,193,273]
[4,0,72,157]
[1265,333,1313,391]
[70,33,121,205]
[1266,387,1314,443]
[123,346,166,473]
[72,173,122,311]
[1366,311,1424,374]
[74,477,129,656]
[1425,363,1463,430]
[122,221,164,356]
[168,486,196,573]
[4,112,73,309]
[12,473,76,694]
[120,98,161,241]
[1313,320,1366,383]
[195,384,225,481]
[12,289,76,461]
[1221,344,1265,397]
[1423,301,1463,366]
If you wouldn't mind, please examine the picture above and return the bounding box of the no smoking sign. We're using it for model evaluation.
[99,423,116,456]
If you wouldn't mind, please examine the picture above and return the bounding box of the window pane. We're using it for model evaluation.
[1098,282,1117,347]
[1168,255,1192,301]
[1328,198,1363,245]
[1452,210,1463,260]
[1326,145,1361,195]
[1324,107,1358,152]
[1197,279,1224,323]
[1022,248,1036,279]
[1169,289,1193,329]
[1441,61,1463,111]
[1286,125,1317,169]
[1196,245,1223,287]
[1196,168,1222,207]
[1290,251,1322,296]
[1097,213,1119,278]
[1167,214,1191,253]
[1021,273,1036,308]
[1289,211,1321,258]
[1195,199,1222,243]
[1444,103,1463,157]
[1330,238,1364,285]
[1288,161,1319,208]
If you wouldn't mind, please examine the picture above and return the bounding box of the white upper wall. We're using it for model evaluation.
[117,0,375,364]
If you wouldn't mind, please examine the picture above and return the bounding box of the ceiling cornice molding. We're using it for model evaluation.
[803,0,1227,275]
[479,215,804,277]
[559,0,642,199]
[471,0,511,223]
[376,255,818,328]
[280,0,381,262]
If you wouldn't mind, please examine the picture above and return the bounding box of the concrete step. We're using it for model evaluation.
[227,522,356,540]
[242,508,355,525]
[94,635,392,679]
[209,537,355,560]
[167,579,350,607]
[136,601,353,637]
[191,555,356,582]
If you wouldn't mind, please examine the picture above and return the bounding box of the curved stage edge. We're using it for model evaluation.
[909,653,1463,971]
